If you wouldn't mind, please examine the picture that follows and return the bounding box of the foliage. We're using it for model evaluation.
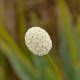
[0,0,80,80]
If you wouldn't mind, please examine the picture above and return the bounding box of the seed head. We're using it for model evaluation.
[25,27,52,56]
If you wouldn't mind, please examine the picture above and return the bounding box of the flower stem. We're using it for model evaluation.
[45,54,63,80]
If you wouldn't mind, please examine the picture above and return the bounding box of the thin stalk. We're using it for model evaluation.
[45,54,63,80]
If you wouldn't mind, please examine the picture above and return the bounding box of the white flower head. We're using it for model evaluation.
[25,27,52,56]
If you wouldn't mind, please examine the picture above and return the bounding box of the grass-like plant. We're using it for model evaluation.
[0,0,80,80]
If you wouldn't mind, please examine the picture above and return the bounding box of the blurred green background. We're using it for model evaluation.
[0,0,80,80]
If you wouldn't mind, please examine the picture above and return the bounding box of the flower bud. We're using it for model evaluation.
[25,27,52,56]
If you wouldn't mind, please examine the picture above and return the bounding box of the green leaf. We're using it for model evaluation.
[59,24,75,80]
[0,39,40,80]
[58,0,79,65]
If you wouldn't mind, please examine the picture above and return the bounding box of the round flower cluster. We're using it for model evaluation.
[25,27,52,56]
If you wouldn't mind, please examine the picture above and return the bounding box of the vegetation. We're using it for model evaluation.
[0,0,80,80]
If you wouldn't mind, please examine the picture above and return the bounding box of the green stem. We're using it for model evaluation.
[45,54,63,80]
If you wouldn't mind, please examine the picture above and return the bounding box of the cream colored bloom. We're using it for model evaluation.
[25,27,52,56]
